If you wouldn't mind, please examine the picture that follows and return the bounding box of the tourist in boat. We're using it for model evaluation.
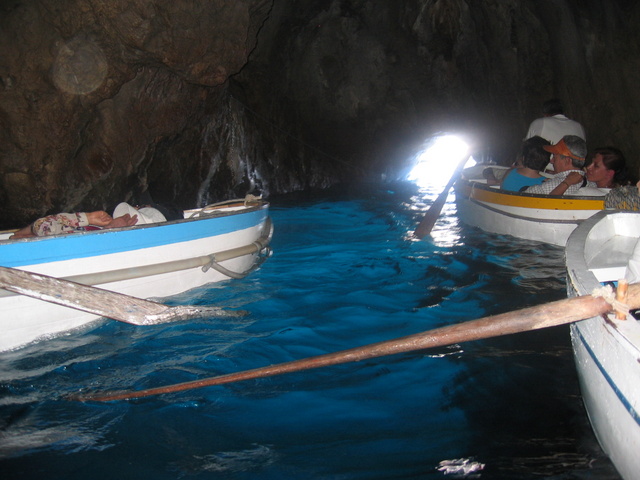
[585,147,630,188]
[10,203,166,239]
[10,210,139,239]
[524,135,595,195]
[500,136,551,192]
[525,98,586,144]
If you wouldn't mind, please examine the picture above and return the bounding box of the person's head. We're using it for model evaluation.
[542,98,564,116]
[543,135,587,172]
[519,136,551,171]
[586,147,628,188]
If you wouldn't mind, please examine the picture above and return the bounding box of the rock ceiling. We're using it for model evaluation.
[1,0,638,228]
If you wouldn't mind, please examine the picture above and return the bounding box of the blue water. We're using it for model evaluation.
[0,182,620,479]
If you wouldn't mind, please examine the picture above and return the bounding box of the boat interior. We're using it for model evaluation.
[462,164,610,197]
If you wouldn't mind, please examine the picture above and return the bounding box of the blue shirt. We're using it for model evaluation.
[501,170,545,192]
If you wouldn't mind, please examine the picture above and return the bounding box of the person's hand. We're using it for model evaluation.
[9,224,35,239]
[87,210,114,226]
[564,171,584,186]
[106,213,138,229]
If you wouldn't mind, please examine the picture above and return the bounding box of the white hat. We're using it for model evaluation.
[113,202,167,225]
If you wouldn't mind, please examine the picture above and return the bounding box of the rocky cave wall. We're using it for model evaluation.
[1,0,639,228]
[0,0,275,228]
[235,0,640,179]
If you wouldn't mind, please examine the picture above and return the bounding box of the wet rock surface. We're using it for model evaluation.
[1,0,638,228]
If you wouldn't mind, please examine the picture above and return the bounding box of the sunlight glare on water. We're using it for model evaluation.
[408,134,476,187]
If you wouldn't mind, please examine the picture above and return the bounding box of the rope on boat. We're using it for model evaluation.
[202,242,272,279]
[592,283,629,317]
[201,215,274,279]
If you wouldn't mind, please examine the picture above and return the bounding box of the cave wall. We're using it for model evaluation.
[0,0,273,228]
[236,0,640,178]
[1,0,640,228]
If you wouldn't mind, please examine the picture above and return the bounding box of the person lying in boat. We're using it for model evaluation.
[10,203,166,239]
[500,136,550,192]
[10,211,138,239]
[584,147,630,189]
[523,135,595,195]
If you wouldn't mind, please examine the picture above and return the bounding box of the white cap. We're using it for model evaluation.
[113,202,167,225]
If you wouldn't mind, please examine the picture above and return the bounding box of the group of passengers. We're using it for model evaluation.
[497,99,632,197]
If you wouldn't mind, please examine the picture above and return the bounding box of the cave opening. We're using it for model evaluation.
[406,134,475,187]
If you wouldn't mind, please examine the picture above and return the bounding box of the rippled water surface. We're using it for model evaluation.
[0,182,621,479]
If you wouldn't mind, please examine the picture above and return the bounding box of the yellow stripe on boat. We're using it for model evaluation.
[454,176,606,246]
[463,183,605,210]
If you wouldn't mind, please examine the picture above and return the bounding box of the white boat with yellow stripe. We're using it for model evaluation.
[454,165,605,246]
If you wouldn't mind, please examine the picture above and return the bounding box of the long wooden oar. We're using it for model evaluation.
[413,153,471,239]
[72,283,640,402]
[0,266,244,326]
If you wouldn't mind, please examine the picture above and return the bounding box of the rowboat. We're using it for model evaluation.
[454,165,605,246]
[0,198,273,352]
[565,209,640,480]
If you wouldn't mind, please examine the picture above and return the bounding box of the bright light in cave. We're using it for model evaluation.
[407,135,475,187]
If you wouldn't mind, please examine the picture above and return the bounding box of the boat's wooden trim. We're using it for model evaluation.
[457,181,605,210]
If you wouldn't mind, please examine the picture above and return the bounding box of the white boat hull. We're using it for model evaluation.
[0,201,272,351]
[566,210,640,480]
[455,167,605,246]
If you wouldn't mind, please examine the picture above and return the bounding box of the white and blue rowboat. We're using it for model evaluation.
[0,199,272,352]
[565,210,640,480]
[455,165,606,246]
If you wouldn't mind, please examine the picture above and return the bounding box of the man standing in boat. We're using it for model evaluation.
[525,98,586,144]
[524,135,596,195]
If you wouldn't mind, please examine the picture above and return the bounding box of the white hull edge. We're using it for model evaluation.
[456,195,583,246]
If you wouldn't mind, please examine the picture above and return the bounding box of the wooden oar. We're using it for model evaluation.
[72,283,640,402]
[0,266,244,326]
[413,153,471,239]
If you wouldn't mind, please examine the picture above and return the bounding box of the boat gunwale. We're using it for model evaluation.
[456,179,606,209]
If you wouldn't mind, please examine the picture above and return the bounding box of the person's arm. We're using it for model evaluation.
[523,181,550,194]
[106,213,138,229]
[10,224,35,239]
[86,210,113,226]
[32,212,89,236]
[549,172,584,195]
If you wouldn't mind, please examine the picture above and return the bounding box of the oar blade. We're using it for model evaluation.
[414,153,471,239]
[0,266,242,326]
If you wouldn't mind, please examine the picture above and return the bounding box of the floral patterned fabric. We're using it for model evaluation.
[31,212,90,236]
